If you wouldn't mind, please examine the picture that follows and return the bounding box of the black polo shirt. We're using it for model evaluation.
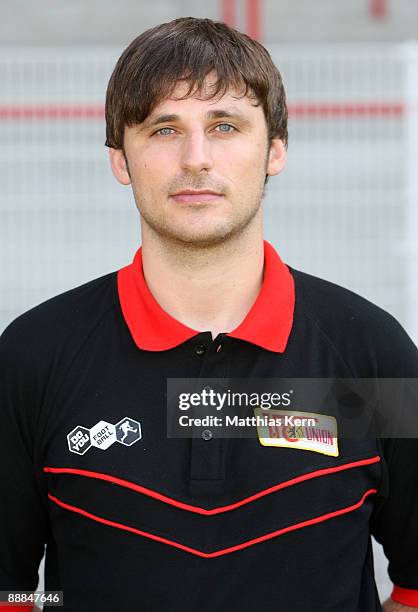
[1,240,417,612]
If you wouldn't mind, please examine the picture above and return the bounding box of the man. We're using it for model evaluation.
[0,17,417,612]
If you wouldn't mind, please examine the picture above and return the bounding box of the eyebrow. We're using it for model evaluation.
[139,108,252,132]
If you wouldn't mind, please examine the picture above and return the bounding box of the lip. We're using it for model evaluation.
[170,190,223,204]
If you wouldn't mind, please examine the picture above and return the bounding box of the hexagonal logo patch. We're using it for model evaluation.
[67,417,142,455]
[67,426,92,455]
[115,417,142,446]
[90,420,117,451]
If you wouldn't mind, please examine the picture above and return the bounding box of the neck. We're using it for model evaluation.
[140,225,265,340]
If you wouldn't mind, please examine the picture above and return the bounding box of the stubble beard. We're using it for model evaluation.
[134,180,266,250]
[128,147,269,249]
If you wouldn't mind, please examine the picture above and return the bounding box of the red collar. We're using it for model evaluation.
[117,240,295,353]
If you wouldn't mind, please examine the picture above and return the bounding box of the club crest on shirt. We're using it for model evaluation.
[254,408,338,457]
[67,417,142,455]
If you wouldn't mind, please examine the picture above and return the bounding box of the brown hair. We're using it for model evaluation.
[105,17,288,156]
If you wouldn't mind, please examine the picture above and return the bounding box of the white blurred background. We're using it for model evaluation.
[1,0,417,606]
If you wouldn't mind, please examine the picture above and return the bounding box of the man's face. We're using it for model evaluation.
[109,75,286,247]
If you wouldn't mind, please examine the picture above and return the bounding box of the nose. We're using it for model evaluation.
[180,130,214,174]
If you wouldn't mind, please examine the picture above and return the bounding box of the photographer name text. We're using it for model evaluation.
[178,414,315,427]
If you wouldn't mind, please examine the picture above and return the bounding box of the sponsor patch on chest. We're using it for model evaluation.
[254,408,338,457]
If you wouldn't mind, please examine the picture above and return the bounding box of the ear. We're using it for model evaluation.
[108,148,131,185]
[266,138,287,177]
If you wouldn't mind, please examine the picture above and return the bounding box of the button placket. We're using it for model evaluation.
[189,335,228,482]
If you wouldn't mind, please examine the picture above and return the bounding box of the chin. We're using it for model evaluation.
[166,227,236,247]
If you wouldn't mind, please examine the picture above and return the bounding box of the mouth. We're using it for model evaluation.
[170,190,223,204]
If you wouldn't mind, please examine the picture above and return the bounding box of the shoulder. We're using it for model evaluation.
[291,266,395,328]
[0,271,118,366]
[289,266,418,376]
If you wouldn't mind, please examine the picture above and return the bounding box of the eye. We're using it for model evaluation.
[215,123,236,133]
[153,127,175,137]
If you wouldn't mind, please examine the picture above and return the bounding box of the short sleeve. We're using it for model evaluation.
[370,315,418,607]
[0,318,48,601]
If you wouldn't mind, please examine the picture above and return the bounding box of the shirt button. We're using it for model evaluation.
[194,344,206,356]
[201,429,213,441]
